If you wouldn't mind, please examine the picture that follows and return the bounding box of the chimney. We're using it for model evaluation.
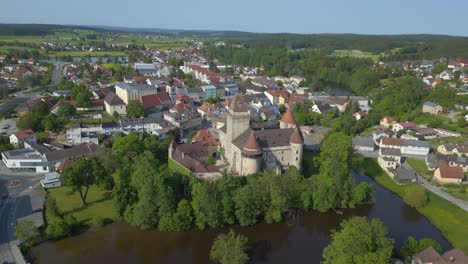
[449,256,455,262]
[182,152,185,159]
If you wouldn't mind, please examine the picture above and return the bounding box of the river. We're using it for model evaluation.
[30,172,451,264]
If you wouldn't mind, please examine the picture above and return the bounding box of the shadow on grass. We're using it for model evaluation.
[63,191,112,215]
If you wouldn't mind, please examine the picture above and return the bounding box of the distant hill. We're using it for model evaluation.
[0,23,467,58]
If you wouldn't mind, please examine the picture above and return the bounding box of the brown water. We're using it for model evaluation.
[31,173,451,264]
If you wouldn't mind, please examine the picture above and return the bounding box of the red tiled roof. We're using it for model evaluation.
[242,131,262,156]
[171,103,190,112]
[399,121,416,128]
[266,89,290,98]
[13,129,35,140]
[290,127,304,144]
[281,107,297,125]
[381,138,405,146]
[438,163,465,179]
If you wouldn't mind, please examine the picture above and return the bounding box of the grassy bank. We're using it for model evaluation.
[406,159,432,179]
[358,158,468,252]
[46,185,117,226]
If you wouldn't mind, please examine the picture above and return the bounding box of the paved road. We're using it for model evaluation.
[0,175,42,264]
[0,62,63,115]
[403,163,468,212]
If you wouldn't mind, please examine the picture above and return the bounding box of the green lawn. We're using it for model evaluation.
[406,159,432,179]
[443,185,468,201]
[47,185,117,226]
[358,158,468,253]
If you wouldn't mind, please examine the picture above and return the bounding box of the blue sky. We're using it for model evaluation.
[2,0,468,36]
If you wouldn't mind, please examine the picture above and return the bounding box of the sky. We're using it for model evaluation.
[2,0,468,36]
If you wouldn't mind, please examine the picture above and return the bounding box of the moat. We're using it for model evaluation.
[31,172,451,264]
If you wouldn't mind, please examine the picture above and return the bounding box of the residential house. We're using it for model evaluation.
[223,83,239,96]
[422,101,443,115]
[392,121,416,132]
[115,82,159,105]
[413,246,468,264]
[378,148,402,169]
[201,85,217,99]
[104,92,126,116]
[372,128,396,144]
[378,138,430,156]
[354,111,367,120]
[139,92,172,113]
[186,87,205,102]
[311,102,333,114]
[10,129,36,147]
[434,163,465,184]
[380,116,397,128]
[352,136,375,152]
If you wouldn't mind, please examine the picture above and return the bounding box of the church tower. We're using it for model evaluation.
[280,107,298,129]
[225,95,250,169]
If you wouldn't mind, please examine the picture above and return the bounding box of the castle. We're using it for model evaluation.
[218,94,304,175]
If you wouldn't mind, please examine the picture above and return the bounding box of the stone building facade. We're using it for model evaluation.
[218,95,304,175]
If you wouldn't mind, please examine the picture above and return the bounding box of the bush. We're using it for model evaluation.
[46,214,79,239]
[404,186,428,208]
[92,216,106,228]
[45,196,61,218]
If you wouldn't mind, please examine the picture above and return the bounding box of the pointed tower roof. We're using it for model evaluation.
[290,127,304,144]
[281,107,297,125]
[242,131,262,157]
[229,94,248,112]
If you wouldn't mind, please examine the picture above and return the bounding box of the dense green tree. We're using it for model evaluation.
[191,182,223,229]
[15,220,39,242]
[403,186,428,208]
[432,63,447,74]
[322,217,394,264]
[399,236,442,258]
[210,230,249,264]
[56,103,76,117]
[233,178,268,226]
[112,133,145,158]
[127,100,145,118]
[61,157,110,206]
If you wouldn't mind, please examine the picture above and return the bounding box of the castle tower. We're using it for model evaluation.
[241,131,262,175]
[168,140,177,159]
[289,127,304,170]
[226,95,250,169]
[280,107,298,129]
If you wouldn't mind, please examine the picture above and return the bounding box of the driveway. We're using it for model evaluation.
[0,175,43,264]
[403,163,468,212]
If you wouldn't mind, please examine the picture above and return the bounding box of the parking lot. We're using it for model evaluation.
[0,118,17,136]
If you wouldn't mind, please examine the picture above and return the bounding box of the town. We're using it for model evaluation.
[0,22,467,264]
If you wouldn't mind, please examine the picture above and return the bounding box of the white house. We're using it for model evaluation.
[9,129,36,148]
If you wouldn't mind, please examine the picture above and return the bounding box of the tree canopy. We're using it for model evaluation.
[210,230,249,264]
[322,216,394,264]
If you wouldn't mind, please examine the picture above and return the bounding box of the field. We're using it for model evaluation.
[359,158,468,253]
[331,49,380,62]
[46,185,117,226]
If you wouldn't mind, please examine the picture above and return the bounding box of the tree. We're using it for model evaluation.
[57,103,76,117]
[432,63,447,74]
[403,186,428,208]
[127,100,145,118]
[187,130,198,143]
[322,217,394,264]
[210,230,249,264]
[15,220,39,242]
[399,236,442,258]
[61,158,103,206]
[206,156,216,166]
